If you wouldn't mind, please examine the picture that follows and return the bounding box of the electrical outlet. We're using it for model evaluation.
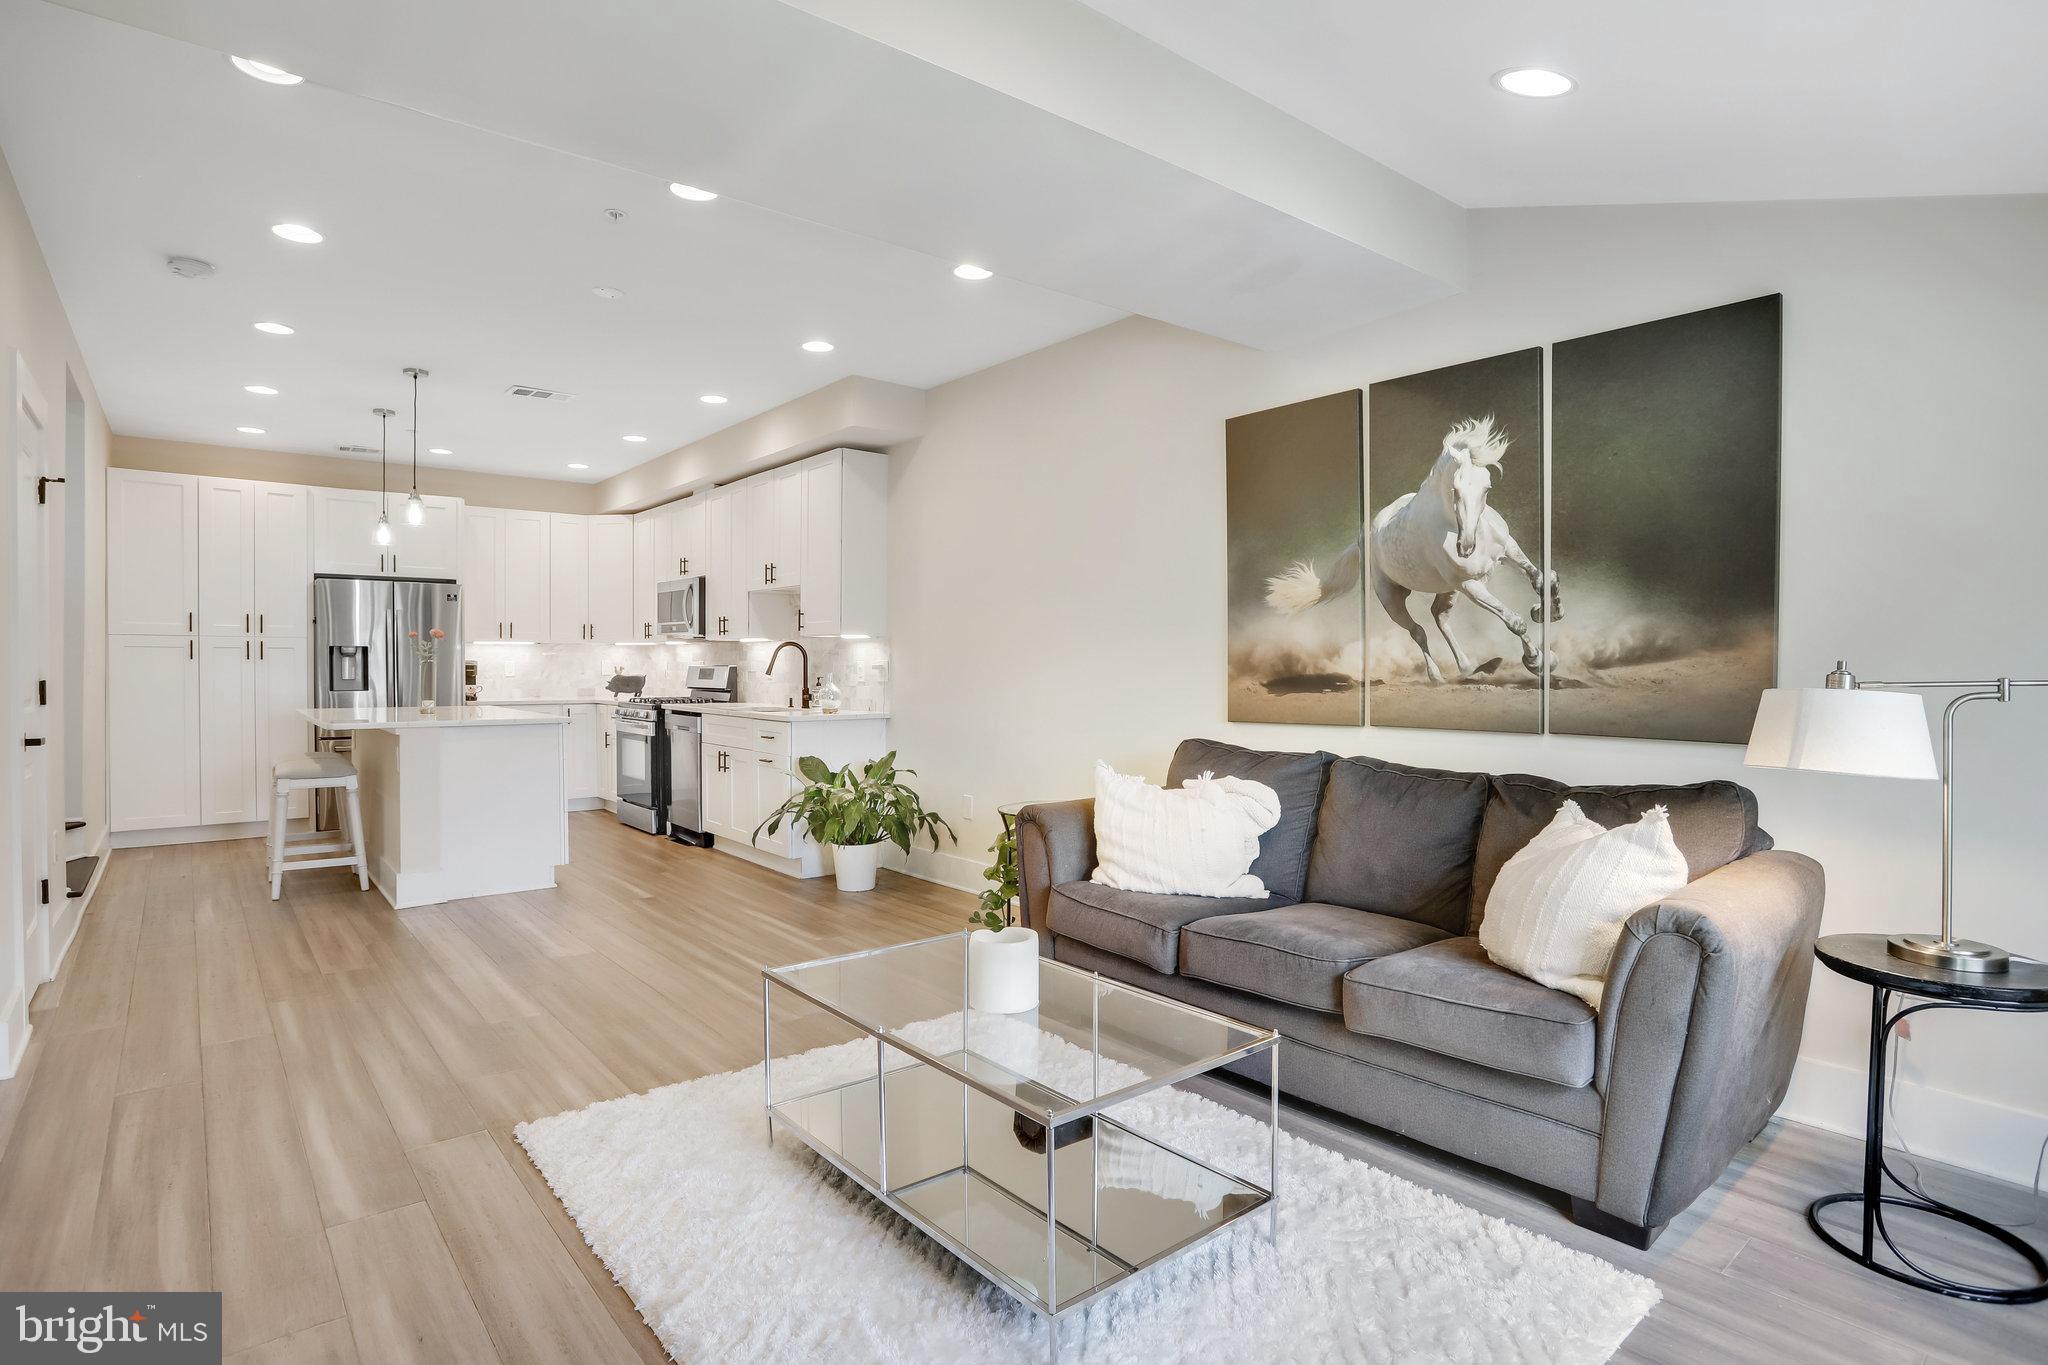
[871,661,889,683]
[962,795,976,821]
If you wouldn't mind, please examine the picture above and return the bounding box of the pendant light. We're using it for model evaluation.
[372,407,395,546]
[402,366,428,527]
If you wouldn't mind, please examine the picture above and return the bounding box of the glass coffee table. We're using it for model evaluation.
[762,932,1280,1362]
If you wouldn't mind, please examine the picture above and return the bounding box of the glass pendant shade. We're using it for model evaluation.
[373,513,394,546]
[404,491,425,526]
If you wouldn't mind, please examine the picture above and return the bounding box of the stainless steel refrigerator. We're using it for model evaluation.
[311,574,463,825]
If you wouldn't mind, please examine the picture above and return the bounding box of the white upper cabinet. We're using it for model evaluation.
[631,506,667,641]
[799,449,888,639]
[547,514,590,643]
[460,506,503,643]
[503,510,550,642]
[396,494,463,578]
[311,488,462,577]
[588,515,634,644]
[197,477,257,636]
[672,497,705,578]
[109,468,199,635]
[252,482,311,636]
[311,487,388,576]
[743,473,776,590]
[704,484,743,640]
[770,465,804,590]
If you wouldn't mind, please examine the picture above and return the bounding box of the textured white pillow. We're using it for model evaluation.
[1090,761,1282,898]
[1479,801,1689,1009]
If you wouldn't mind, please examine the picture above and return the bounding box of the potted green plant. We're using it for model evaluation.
[968,824,1038,1012]
[753,752,955,892]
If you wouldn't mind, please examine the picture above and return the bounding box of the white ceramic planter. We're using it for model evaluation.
[968,926,1040,1013]
[831,841,882,892]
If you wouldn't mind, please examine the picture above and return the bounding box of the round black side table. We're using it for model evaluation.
[1809,933,2048,1304]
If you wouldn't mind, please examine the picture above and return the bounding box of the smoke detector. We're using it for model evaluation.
[590,285,624,301]
[166,255,216,279]
[506,384,574,402]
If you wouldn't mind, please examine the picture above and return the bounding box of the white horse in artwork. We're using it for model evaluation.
[1266,416,1561,683]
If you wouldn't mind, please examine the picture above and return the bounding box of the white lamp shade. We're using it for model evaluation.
[1744,687,1938,780]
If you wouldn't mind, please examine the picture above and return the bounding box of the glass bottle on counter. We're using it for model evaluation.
[815,672,843,714]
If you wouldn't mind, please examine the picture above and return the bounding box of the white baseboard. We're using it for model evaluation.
[46,828,106,977]
[902,845,986,895]
[113,819,276,848]
[1780,1054,2048,1190]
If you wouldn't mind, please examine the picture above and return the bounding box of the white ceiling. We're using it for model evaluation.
[1079,0,2048,207]
[0,1,1130,479]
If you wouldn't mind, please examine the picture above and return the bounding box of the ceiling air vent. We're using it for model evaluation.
[337,444,379,455]
[506,384,574,402]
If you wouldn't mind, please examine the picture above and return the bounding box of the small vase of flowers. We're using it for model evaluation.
[408,627,445,714]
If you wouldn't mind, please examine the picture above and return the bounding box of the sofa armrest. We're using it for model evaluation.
[1592,849,1825,1229]
[1015,799,1096,933]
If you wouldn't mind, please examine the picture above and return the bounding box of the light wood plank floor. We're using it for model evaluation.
[1,816,2039,1362]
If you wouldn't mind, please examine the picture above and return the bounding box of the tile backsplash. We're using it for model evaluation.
[468,637,890,712]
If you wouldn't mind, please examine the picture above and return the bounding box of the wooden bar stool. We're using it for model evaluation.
[268,752,370,900]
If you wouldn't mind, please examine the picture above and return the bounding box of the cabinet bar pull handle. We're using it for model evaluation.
[759,756,773,764]
[259,613,264,633]
[245,613,250,631]
[260,641,266,660]
[245,640,250,659]
[188,641,194,659]
[188,611,194,630]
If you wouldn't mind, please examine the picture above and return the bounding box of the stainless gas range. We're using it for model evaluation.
[611,665,738,838]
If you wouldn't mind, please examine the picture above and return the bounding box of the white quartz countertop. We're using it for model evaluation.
[476,697,619,707]
[301,705,571,731]
[674,703,890,722]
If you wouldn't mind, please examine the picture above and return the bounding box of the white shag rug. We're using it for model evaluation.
[516,1015,1659,1364]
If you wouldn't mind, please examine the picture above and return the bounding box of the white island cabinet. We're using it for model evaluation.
[300,705,569,909]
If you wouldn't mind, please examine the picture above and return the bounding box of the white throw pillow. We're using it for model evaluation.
[1478,801,1690,1009]
[1090,761,1282,899]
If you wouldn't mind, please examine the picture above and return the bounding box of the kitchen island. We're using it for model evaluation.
[300,705,570,909]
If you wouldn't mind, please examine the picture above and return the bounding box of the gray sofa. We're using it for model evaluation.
[1016,738,1825,1247]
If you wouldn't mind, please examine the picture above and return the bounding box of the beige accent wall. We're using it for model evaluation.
[592,375,924,513]
[886,195,2048,1184]
[1,145,113,1027]
[111,435,603,514]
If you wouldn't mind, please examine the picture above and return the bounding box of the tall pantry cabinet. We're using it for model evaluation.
[109,469,313,832]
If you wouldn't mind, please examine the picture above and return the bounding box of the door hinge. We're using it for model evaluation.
[36,475,65,504]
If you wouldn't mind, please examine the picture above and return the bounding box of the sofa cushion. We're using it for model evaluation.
[1343,937,1596,1088]
[1044,881,1271,975]
[1166,739,1333,903]
[1181,903,1450,1014]
[1302,756,1490,933]
[1468,772,1770,934]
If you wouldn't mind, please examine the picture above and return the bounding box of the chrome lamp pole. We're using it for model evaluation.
[1810,662,2046,973]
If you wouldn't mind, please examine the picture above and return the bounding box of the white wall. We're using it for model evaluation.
[1,145,112,1070]
[888,194,2048,1185]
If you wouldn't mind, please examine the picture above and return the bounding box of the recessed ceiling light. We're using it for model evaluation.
[591,285,624,301]
[699,394,728,405]
[1492,67,1575,98]
[244,385,278,395]
[270,223,323,244]
[428,447,452,456]
[236,426,266,435]
[801,340,835,353]
[567,462,590,470]
[668,183,718,202]
[953,263,993,281]
[253,321,294,335]
[230,56,303,85]
[622,434,648,443]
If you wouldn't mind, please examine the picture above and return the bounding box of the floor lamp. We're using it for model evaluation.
[1745,660,2043,973]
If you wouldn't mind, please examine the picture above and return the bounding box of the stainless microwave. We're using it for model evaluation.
[655,575,706,638]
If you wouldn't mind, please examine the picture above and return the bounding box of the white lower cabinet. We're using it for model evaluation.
[700,738,739,840]
[256,637,312,819]
[699,714,888,876]
[198,637,260,824]
[599,706,618,801]
[566,704,601,800]
[109,635,201,831]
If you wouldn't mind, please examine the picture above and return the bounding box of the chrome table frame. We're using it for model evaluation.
[762,932,1281,1363]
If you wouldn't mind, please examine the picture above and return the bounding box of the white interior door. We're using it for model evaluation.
[12,353,50,1022]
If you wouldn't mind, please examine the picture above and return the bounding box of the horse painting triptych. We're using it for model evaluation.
[1226,294,1781,743]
